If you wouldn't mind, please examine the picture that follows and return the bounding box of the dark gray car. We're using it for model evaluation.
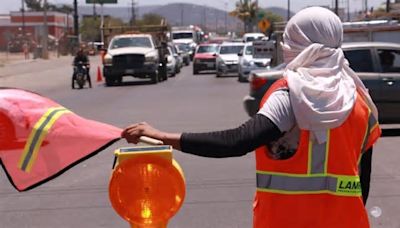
[243,42,400,124]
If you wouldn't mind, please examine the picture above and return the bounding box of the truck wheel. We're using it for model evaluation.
[105,76,114,87]
[150,73,159,84]
[193,67,198,75]
[116,76,123,86]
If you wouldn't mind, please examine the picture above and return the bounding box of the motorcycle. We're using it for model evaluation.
[72,62,90,89]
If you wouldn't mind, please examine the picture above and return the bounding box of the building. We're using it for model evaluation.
[0,11,73,51]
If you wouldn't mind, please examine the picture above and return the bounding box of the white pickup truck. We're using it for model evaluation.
[102,34,166,86]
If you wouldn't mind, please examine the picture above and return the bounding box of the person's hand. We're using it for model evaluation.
[121,122,164,144]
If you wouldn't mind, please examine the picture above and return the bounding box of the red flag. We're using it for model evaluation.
[0,88,121,191]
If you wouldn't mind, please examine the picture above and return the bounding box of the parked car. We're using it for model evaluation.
[193,43,219,74]
[168,43,183,74]
[238,41,274,82]
[175,43,191,66]
[243,42,400,124]
[166,47,177,77]
[216,42,245,77]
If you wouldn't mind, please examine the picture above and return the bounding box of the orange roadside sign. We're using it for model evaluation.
[258,19,271,33]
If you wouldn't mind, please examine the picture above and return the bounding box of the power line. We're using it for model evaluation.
[131,0,136,25]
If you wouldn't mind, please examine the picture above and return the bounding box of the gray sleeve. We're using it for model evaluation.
[257,90,295,133]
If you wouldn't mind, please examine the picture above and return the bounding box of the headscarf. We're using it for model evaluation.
[282,7,378,143]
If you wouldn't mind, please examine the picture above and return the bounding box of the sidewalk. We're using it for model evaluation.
[0,52,75,78]
[0,52,29,67]
[0,52,102,79]
[0,51,65,67]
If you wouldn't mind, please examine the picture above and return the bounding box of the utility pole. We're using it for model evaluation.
[335,0,339,15]
[215,9,218,32]
[93,0,97,18]
[42,0,49,59]
[203,5,207,31]
[386,0,390,13]
[131,0,136,26]
[73,0,79,51]
[100,3,104,46]
[224,1,228,34]
[181,3,184,26]
[21,0,26,39]
[287,0,291,21]
[347,0,350,21]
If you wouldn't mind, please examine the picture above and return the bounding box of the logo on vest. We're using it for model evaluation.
[336,177,362,195]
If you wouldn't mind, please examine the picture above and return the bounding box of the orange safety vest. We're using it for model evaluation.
[253,79,381,228]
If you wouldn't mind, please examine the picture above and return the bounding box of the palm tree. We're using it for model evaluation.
[229,0,259,32]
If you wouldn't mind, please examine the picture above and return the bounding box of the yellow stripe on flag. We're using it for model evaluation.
[18,107,71,172]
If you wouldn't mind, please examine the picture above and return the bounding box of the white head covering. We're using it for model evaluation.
[282,6,378,143]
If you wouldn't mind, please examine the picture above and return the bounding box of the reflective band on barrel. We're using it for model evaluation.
[256,172,362,196]
[308,130,330,175]
[18,107,71,172]
[361,111,378,154]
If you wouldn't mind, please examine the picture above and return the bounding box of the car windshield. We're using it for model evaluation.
[172,32,193,40]
[110,37,152,49]
[219,45,244,54]
[177,44,191,52]
[245,46,253,55]
[197,45,218,53]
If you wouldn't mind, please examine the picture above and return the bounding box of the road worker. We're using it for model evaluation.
[122,7,381,227]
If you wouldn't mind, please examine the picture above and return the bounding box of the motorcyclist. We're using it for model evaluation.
[72,48,92,88]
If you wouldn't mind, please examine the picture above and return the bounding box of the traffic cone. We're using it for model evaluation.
[97,66,103,82]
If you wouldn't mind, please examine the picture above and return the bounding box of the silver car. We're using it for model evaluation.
[243,42,400,124]
[238,42,273,82]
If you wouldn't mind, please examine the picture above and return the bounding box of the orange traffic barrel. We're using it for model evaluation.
[109,146,185,228]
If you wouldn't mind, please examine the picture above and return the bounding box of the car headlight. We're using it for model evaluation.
[167,56,173,63]
[103,54,112,66]
[244,60,254,67]
[145,55,157,63]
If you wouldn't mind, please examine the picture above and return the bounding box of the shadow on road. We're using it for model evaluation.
[216,75,239,78]
[101,80,155,87]
[381,128,400,137]
[194,71,217,76]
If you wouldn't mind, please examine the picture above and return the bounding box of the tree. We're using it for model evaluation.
[25,0,44,11]
[135,13,165,26]
[25,0,73,13]
[81,16,124,42]
[230,0,258,33]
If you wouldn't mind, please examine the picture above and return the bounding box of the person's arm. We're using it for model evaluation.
[122,114,283,158]
[360,147,373,205]
[180,114,283,157]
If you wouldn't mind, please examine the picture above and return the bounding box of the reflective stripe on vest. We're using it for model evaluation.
[308,130,330,175]
[361,111,379,154]
[358,110,379,167]
[18,107,71,172]
[257,129,362,197]
[256,172,362,196]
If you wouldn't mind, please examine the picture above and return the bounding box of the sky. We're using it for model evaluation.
[0,0,389,14]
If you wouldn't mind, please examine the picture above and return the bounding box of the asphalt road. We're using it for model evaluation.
[0,56,399,228]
